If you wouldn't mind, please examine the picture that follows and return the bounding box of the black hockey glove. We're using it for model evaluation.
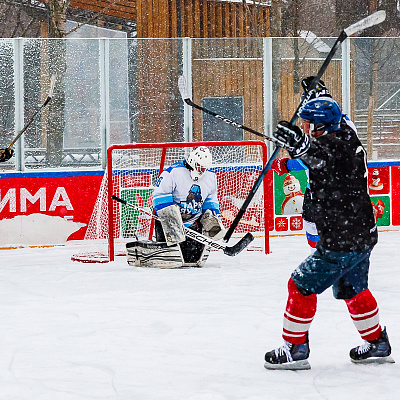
[0,148,14,162]
[301,76,327,93]
[273,121,310,158]
[300,76,331,103]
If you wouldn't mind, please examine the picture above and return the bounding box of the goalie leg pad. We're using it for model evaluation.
[176,221,209,268]
[157,205,186,246]
[200,209,226,241]
[195,246,210,267]
[181,245,211,268]
[179,236,205,264]
[126,240,184,269]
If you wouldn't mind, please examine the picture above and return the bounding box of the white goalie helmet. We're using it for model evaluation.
[186,146,212,181]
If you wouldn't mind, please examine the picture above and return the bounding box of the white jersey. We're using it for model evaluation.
[153,162,220,227]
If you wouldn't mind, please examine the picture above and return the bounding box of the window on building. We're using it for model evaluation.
[201,96,244,142]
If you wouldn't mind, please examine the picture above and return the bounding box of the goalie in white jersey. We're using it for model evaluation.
[132,146,226,268]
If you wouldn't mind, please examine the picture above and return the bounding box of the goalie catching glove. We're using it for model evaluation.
[273,121,310,158]
[0,148,14,162]
[200,209,227,241]
[157,204,186,246]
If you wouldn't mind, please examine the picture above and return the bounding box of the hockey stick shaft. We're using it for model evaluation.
[178,13,385,147]
[7,74,57,149]
[222,10,386,242]
[179,89,272,142]
[111,195,254,256]
[178,77,294,150]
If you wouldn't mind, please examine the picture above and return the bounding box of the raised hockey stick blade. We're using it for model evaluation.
[344,10,386,37]
[111,195,254,256]
[177,13,387,147]
[222,10,386,242]
[6,74,57,149]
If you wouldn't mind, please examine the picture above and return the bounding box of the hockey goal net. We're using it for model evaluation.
[72,141,271,263]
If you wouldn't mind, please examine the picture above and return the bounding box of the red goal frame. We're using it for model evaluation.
[106,141,271,261]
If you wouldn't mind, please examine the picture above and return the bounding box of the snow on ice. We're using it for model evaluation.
[0,231,399,399]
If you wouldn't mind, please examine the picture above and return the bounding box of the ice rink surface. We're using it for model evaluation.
[1,231,399,400]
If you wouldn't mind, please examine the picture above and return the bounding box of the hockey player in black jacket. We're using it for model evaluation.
[264,97,394,370]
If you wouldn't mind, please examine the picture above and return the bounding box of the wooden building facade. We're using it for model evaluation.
[69,0,270,38]
[69,0,270,143]
[66,1,350,144]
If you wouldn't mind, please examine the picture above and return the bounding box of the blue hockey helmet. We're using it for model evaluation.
[299,97,342,134]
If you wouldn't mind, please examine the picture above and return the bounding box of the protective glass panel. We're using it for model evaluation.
[63,38,101,166]
[353,37,400,160]
[129,38,184,144]
[23,39,47,168]
[0,39,15,170]
[192,38,264,142]
[1,37,400,171]
[275,37,342,122]
[109,39,130,144]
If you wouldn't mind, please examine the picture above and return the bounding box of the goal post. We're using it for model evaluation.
[72,141,272,263]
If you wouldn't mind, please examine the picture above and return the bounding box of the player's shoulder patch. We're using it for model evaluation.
[165,161,185,173]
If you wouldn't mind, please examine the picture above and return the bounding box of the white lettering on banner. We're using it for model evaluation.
[0,187,74,213]
[49,187,73,211]
[20,187,46,212]
[0,188,17,212]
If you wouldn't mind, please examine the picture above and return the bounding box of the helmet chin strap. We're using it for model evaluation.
[310,122,327,138]
[184,159,204,181]
[183,159,193,171]
[190,170,203,181]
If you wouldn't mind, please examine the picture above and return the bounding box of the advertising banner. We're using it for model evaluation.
[272,162,399,234]
[0,171,103,245]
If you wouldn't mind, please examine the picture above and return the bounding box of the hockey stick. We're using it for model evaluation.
[179,10,385,141]
[111,195,254,256]
[204,10,384,242]
[178,76,283,146]
[5,74,57,150]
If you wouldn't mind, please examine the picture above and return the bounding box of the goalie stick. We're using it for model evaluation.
[5,74,57,150]
[179,10,386,242]
[111,195,254,256]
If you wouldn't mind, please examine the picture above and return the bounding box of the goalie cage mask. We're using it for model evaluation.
[185,146,212,181]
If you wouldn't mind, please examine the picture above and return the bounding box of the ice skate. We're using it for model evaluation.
[264,337,310,370]
[350,327,395,364]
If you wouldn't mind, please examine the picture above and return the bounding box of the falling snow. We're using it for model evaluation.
[0,232,399,399]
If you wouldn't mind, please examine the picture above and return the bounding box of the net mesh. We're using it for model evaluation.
[72,142,268,262]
